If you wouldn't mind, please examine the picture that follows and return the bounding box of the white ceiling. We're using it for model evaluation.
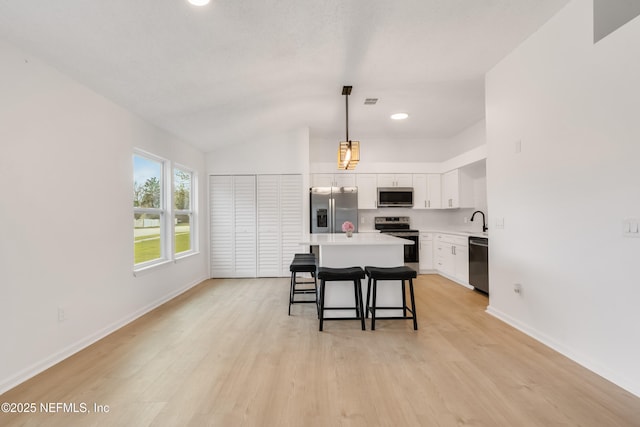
[0,0,568,152]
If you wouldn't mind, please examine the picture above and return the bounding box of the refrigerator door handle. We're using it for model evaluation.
[330,197,335,233]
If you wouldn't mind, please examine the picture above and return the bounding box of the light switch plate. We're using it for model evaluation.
[623,218,639,237]
[514,140,522,154]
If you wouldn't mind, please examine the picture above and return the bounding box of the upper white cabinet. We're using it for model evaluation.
[356,174,378,209]
[377,173,412,187]
[413,174,442,209]
[311,173,355,187]
[441,169,473,209]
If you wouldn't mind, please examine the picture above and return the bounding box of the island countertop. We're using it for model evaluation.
[300,232,414,246]
[299,232,409,319]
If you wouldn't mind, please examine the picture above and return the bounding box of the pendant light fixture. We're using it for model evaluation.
[337,86,360,170]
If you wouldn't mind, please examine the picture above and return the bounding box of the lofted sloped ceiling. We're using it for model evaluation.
[0,0,568,152]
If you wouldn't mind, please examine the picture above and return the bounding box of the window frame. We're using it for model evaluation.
[133,149,170,270]
[173,164,197,258]
[133,149,199,273]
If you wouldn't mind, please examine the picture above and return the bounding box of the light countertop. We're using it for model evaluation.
[420,229,488,238]
[357,227,488,238]
[300,233,414,246]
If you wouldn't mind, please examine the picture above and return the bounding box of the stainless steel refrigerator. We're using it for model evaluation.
[310,187,358,233]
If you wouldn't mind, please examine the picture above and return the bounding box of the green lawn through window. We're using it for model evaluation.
[134,226,191,264]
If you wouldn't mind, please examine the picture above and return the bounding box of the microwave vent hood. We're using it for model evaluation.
[377,187,413,207]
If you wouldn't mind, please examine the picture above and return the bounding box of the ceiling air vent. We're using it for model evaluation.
[364,98,378,105]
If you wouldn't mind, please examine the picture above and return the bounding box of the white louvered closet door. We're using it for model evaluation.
[210,174,301,278]
[233,175,257,277]
[210,175,234,277]
[279,175,303,276]
[257,175,280,277]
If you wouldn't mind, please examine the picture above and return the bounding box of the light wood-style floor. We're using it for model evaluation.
[2,275,640,426]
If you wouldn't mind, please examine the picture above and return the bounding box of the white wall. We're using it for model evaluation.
[205,128,311,241]
[0,39,208,393]
[309,120,486,174]
[310,137,448,174]
[486,0,640,396]
[445,120,487,161]
[206,128,310,175]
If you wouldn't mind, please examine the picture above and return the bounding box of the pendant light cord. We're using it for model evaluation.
[345,90,349,143]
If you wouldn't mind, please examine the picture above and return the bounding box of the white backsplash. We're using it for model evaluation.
[359,207,488,233]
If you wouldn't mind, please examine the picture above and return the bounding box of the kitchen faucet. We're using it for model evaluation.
[470,210,488,232]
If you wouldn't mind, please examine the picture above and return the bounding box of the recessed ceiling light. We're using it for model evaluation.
[391,113,409,120]
[188,0,210,6]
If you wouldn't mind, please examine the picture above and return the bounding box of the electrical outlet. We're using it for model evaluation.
[495,217,505,229]
[360,216,365,224]
[463,217,468,223]
[58,307,66,322]
[513,283,522,294]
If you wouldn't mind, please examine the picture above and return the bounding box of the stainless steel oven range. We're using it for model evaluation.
[374,216,419,269]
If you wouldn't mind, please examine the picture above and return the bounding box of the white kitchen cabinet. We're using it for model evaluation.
[419,232,434,271]
[441,169,474,209]
[210,175,257,278]
[311,174,333,187]
[435,241,454,277]
[434,233,469,285]
[441,170,458,208]
[454,242,469,284]
[413,174,442,209]
[311,173,355,187]
[356,174,378,209]
[377,173,412,187]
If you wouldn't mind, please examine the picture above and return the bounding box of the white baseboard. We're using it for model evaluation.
[486,305,640,398]
[435,271,473,289]
[0,275,208,395]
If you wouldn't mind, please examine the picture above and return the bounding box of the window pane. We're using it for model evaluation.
[175,214,191,254]
[133,155,162,208]
[134,213,162,264]
[174,169,191,210]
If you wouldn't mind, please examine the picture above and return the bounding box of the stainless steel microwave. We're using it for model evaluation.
[377,187,414,207]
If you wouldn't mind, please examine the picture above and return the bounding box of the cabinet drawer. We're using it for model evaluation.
[436,233,468,247]
[450,236,468,247]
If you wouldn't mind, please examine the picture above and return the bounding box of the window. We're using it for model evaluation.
[174,167,194,256]
[133,150,198,271]
[133,152,166,266]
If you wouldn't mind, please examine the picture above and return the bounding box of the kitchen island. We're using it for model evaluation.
[300,233,413,318]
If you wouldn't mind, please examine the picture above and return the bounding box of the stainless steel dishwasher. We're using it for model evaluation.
[468,237,489,294]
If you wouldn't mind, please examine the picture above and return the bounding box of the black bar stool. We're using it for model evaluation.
[364,266,418,330]
[288,253,318,316]
[317,266,366,331]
